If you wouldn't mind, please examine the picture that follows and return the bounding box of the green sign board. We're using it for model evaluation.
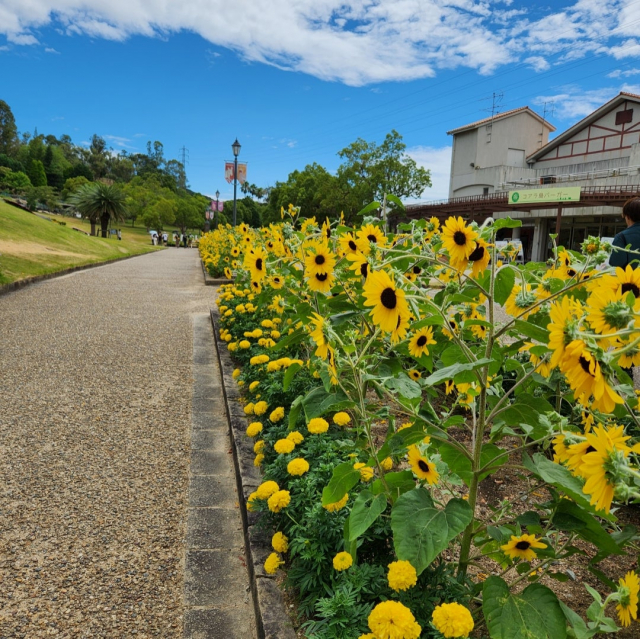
[508,187,581,204]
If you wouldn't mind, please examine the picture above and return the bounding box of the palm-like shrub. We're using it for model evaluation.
[71,182,127,237]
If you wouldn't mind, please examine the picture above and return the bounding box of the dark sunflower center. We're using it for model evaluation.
[368,234,377,243]
[586,446,596,453]
[316,273,328,282]
[252,281,259,288]
[326,229,332,238]
[418,459,430,472]
[579,355,594,376]
[380,288,397,309]
[348,240,357,250]
[567,268,577,277]
[468,245,485,261]
[413,266,421,274]
[360,263,368,277]
[622,282,640,297]
[315,255,326,265]
[453,230,468,246]
[417,335,428,346]
[255,258,263,271]
[274,277,280,283]
[515,541,531,550]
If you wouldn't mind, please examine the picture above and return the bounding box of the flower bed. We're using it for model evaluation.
[205,205,640,639]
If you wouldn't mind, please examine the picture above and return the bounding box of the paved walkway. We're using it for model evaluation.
[0,250,255,638]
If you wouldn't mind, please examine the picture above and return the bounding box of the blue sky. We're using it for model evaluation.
[2,0,640,202]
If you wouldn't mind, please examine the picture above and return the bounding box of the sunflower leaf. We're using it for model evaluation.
[495,267,516,305]
[321,462,361,506]
[423,358,494,386]
[346,491,388,541]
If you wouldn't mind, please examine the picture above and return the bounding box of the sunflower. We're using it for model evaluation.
[304,241,336,277]
[307,270,335,294]
[300,216,317,235]
[614,337,640,369]
[408,326,437,358]
[407,445,439,485]
[309,313,330,359]
[408,369,421,381]
[244,246,268,282]
[441,217,478,263]
[604,264,640,300]
[390,309,410,345]
[519,342,552,377]
[560,340,623,414]
[616,571,639,627]
[322,218,332,240]
[231,246,240,257]
[347,252,370,279]
[270,275,284,289]
[338,232,360,256]
[239,222,250,234]
[224,267,233,279]
[424,216,441,240]
[504,284,538,319]
[501,533,547,561]
[547,296,582,368]
[587,288,636,335]
[356,223,387,253]
[466,238,491,277]
[362,270,409,333]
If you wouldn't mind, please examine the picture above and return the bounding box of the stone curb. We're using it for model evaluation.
[0,251,155,298]
[209,307,297,639]
[200,260,232,286]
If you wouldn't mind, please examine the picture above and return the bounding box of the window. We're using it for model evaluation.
[483,187,489,196]
[540,176,557,185]
[616,109,633,125]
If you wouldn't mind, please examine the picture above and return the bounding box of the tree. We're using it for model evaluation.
[0,100,19,157]
[141,197,176,231]
[25,186,57,212]
[174,197,204,234]
[334,130,431,223]
[0,168,31,193]
[71,182,128,237]
[26,159,47,187]
[62,175,90,200]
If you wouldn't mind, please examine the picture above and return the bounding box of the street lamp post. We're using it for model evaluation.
[215,189,220,229]
[231,138,241,227]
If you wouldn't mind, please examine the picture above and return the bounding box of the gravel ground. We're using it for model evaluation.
[0,249,217,638]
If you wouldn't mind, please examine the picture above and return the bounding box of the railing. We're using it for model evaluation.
[498,165,640,189]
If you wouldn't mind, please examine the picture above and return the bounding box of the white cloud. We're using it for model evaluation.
[44,46,59,53]
[607,68,640,78]
[0,0,634,85]
[406,145,452,202]
[104,134,136,149]
[0,45,9,52]
[533,87,618,120]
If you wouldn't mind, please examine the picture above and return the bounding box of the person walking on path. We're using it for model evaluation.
[610,198,640,269]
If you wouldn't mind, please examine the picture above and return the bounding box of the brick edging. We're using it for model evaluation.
[209,308,297,639]
[200,260,232,286]
[0,251,155,297]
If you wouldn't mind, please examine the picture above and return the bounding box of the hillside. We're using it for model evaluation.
[0,200,160,285]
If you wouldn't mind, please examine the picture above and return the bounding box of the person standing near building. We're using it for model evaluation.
[610,199,640,269]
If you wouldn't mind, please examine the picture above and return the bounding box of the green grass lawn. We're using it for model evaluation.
[0,200,162,285]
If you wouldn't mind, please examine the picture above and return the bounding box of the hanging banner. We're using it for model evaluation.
[225,162,235,183]
[210,200,224,212]
[237,163,247,184]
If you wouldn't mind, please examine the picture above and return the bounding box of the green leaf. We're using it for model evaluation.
[374,423,428,462]
[438,441,503,485]
[385,193,404,209]
[288,395,303,430]
[346,491,388,541]
[283,362,302,391]
[357,201,381,217]
[384,374,422,399]
[302,387,354,420]
[495,267,516,305]
[423,358,494,386]
[523,454,616,522]
[483,576,567,639]
[514,319,550,344]
[321,462,361,506]
[493,218,523,231]
[270,329,306,352]
[391,488,472,574]
[371,470,415,503]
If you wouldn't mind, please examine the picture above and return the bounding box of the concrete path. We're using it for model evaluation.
[0,249,255,638]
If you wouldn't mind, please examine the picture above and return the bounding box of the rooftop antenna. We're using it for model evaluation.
[539,101,555,147]
[480,92,504,144]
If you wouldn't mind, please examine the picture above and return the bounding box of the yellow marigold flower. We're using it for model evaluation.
[267,489,290,513]
[274,438,295,454]
[232,368,241,379]
[358,635,376,639]
[254,453,264,466]
[271,330,281,339]
[354,462,374,482]
[323,493,349,512]
[333,551,353,571]
[616,570,639,627]
[250,354,270,365]
[249,381,260,392]
[266,360,281,372]
[261,319,274,328]
[264,552,284,574]
[253,439,265,453]
[307,417,330,434]
[243,402,255,415]
[407,445,439,485]
[333,412,351,426]
[287,458,310,476]
[246,422,263,438]
[256,481,279,499]
[381,457,393,471]
[368,600,421,639]
[272,531,289,553]
[387,560,417,592]
[239,339,251,349]
[431,602,474,638]
[228,342,238,352]
[501,533,547,562]
[270,407,285,422]
[287,431,304,444]
[254,400,268,415]
[247,491,259,511]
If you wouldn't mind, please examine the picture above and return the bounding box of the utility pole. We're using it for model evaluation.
[179,146,189,190]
